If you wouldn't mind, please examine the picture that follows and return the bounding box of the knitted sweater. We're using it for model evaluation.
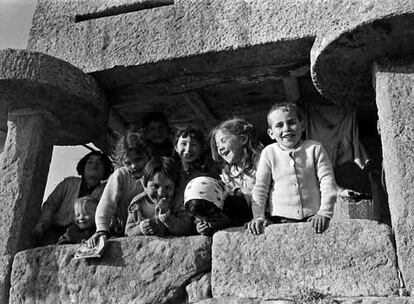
[252,140,337,220]
[95,167,144,234]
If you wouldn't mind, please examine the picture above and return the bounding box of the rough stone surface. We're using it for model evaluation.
[186,272,212,303]
[311,3,414,106]
[374,58,414,295]
[0,49,107,145]
[0,112,53,304]
[212,221,399,299]
[196,297,414,304]
[10,235,211,304]
[333,196,381,222]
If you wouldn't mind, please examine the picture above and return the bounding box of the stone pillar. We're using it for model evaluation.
[374,57,414,294]
[0,110,53,302]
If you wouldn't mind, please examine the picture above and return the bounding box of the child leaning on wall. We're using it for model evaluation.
[125,156,191,236]
[184,176,232,236]
[87,130,150,247]
[210,118,263,226]
[57,196,98,244]
[247,103,338,235]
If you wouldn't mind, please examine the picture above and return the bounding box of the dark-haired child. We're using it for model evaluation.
[57,196,98,244]
[143,112,174,157]
[125,157,192,236]
[184,176,231,236]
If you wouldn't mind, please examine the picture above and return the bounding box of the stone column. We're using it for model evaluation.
[374,58,414,293]
[0,110,53,302]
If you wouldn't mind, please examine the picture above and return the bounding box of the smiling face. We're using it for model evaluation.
[267,107,304,150]
[175,135,202,165]
[146,121,169,144]
[123,150,149,179]
[145,172,175,205]
[74,202,96,230]
[214,129,246,165]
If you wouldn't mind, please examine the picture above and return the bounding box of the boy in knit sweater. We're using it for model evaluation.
[248,103,337,235]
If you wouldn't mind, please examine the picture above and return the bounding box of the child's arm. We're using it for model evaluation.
[157,198,193,236]
[315,144,338,219]
[125,197,155,236]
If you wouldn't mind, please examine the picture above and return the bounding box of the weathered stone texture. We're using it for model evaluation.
[196,297,414,304]
[374,58,414,294]
[10,236,211,304]
[333,196,380,221]
[311,3,414,106]
[212,221,399,299]
[186,272,212,303]
[0,49,107,145]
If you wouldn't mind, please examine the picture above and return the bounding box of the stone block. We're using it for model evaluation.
[10,235,211,304]
[212,220,399,299]
[333,196,379,221]
[196,297,414,304]
[186,272,212,303]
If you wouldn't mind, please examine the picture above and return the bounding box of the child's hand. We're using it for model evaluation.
[140,219,156,235]
[87,231,108,248]
[308,214,330,234]
[196,221,214,236]
[33,222,48,238]
[247,218,265,235]
[157,198,169,214]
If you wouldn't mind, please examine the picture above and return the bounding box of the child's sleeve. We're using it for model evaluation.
[37,178,69,228]
[95,169,123,233]
[158,198,193,236]
[124,200,144,236]
[251,147,273,219]
[315,144,338,218]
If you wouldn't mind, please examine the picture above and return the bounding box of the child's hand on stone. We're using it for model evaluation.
[87,231,108,248]
[247,218,265,235]
[33,222,48,238]
[140,219,156,235]
[196,221,214,236]
[308,214,330,234]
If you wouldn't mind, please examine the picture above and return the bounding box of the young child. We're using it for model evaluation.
[57,196,98,244]
[142,112,174,157]
[184,176,232,236]
[87,130,150,247]
[125,156,192,236]
[248,103,337,235]
[210,118,263,225]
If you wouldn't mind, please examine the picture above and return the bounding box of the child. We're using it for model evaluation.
[87,130,150,247]
[210,118,263,224]
[184,176,232,236]
[33,150,113,245]
[125,157,192,236]
[57,196,98,244]
[248,103,337,235]
[142,112,174,157]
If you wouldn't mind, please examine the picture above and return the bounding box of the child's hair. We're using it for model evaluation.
[185,199,221,218]
[174,127,205,147]
[210,118,262,176]
[142,156,179,186]
[74,196,99,212]
[142,112,170,130]
[76,151,113,180]
[267,102,304,127]
[112,129,149,169]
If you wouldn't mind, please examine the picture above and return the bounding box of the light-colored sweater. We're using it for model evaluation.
[95,167,144,233]
[221,166,256,205]
[38,177,105,228]
[252,140,337,220]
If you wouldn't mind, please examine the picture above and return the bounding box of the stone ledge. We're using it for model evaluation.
[9,235,211,304]
[196,297,414,304]
[212,220,399,299]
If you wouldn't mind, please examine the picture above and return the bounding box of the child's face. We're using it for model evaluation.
[267,108,304,150]
[74,203,96,230]
[145,173,175,205]
[146,121,169,144]
[123,150,148,179]
[84,155,105,181]
[214,129,246,165]
[175,136,202,165]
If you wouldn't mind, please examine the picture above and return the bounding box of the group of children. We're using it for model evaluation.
[34,103,338,247]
